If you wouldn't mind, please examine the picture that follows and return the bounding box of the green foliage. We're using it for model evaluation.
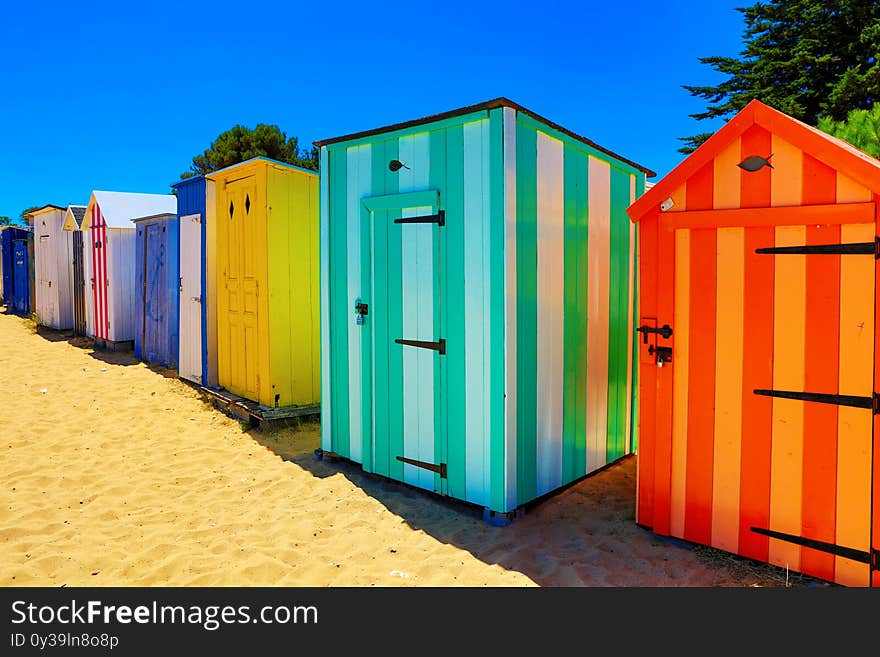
[680,0,880,153]
[0,216,12,226]
[20,206,39,226]
[182,123,318,179]
[818,104,880,158]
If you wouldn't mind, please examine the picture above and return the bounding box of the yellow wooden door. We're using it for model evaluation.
[223,176,260,401]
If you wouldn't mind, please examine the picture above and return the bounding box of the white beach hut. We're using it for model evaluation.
[27,204,74,330]
[73,191,177,350]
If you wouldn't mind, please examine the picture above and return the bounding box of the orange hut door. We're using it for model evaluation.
[744,227,877,587]
[643,213,879,587]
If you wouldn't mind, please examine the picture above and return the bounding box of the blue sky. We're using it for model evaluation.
[0,0,746,221]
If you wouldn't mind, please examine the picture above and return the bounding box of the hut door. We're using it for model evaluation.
[223,176,260,401]
[179,214,203,383]
[72,231,86,336]
[748,223,877,587]
[369,204,444,493]
[37,235,55,326]
[12,239,28,315]
[142,223,165,363]
[659,222,877,587]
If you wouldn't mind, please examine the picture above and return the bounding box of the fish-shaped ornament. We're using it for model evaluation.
[738,153,774,172]
[388,159,410,172]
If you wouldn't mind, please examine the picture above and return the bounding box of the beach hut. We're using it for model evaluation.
[172,175,218,387]
[627,99,880,587]
[0,226,7,301]
[133,211,179,368]
[76,191,177,351]
[205,157,319,412]
[27,204,74,330]
[315,97,654,519]
[1,226,32,315]
[61,205,88,335]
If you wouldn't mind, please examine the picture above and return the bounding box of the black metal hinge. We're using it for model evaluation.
[396,456,447,479]
[753,388,880,413]
[750,527,880,569]
[394,210,445,227]
[756,237,880,258]
[395,338,446,355]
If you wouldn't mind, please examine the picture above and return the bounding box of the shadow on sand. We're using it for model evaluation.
[24,315,825,587]
[242,420,827,588]
[28,323,141,367]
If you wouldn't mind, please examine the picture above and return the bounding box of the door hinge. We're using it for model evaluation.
[751,527,880,569]
[396,456,447,479]
[394,210,445,227]
[395,338,446,355]
[756,238,880,258]
[753,389,880,413]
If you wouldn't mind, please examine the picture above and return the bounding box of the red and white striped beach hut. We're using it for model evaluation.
[75,191,177,350]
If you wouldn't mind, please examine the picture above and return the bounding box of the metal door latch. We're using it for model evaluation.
[354,298,368,325]
[637,323,673,343]
[650,345,672,367]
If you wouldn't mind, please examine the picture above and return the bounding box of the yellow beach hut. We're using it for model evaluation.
[206,157,320,415]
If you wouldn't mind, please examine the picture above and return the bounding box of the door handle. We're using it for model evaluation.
[637,323,673,343]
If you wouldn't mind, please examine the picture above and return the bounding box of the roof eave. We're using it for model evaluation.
[314,97,655,177]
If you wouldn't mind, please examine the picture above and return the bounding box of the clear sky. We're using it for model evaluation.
[0,0,747,222]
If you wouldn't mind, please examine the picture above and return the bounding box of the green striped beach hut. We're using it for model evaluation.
[315,98,654,520]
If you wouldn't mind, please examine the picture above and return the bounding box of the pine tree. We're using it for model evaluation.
[182,124,318,179]
[818,104,880,158]
[680,1,880,153]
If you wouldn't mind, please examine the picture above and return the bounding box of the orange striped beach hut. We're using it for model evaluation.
[627,99,880,587]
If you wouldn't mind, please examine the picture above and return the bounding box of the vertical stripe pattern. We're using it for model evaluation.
[535,132,564,495]
[637,116,880,586]
[90,204,109,341]
[502,107,518,510]
[670,228,690,537]
[346,145,372,464]
[586,157,611,472]
[325,110,642,514]
[711,227,744,553]
[398,133,434,491]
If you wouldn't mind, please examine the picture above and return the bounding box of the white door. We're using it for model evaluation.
[179,214,203,383]
[37,234,57,327]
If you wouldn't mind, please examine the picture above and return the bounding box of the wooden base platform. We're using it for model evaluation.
[196,385,320,424]
[92,337,134,352]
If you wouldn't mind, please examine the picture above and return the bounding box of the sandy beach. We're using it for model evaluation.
[0,309,824,587]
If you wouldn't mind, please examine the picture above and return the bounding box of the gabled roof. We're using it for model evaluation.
[203,155,318,181]
[627,99,880,222]
[24,204,66,218]
[80,191,177,230]
[314,97,656,177]
[61,205,87,231]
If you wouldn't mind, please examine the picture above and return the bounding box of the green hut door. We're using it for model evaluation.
[368,202,445,494]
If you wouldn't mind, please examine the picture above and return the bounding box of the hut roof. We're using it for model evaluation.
[314,97,655,177]
[80,191,177,230]
[627,99,880,223]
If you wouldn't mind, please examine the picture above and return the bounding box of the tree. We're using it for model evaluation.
[818,104,880,158]
[680,1,880,153]
[0,216,12,226]
[181,123,318,179]
[20,206,39,226]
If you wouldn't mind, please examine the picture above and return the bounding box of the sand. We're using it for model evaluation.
[0,309,825,587]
